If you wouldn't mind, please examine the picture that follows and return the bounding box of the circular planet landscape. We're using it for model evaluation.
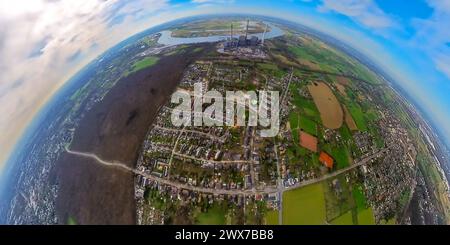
[0,13,449,225]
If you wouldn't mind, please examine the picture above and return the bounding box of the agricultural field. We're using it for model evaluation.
[357,208,376,225]
[282,178,376,225]
[264,210,279,225]
[323,177,377,225]
[330,211,353,225]
[272,30,395,225]
[258,63,287,78]
[128,56,159,74]
[307,82,343,129]
[282,183,326,225]
[343,106,358,131]
[171,19,269,38]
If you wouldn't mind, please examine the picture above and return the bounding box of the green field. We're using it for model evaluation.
[196,205,226,225]
[348,103,367,131]
[325,183,374,225]
[289,111,317,142]
[172,20,254,37]
[67,217,77,225]
[380,218,396,225]
[285,34,382,85]
[322,145,350,169]
[289,83,321,135]
[299,116,317,136]
[288,42,351,74]
[265,210,279,225]
[193,47,204,53]
[295,101,320,122]
[258,63,286,78]
[129,56,159,74]
[289,112,300,143]
[289,111,299,129]
[339,125,352,142]
[330,211,353,225]
[283,183,326,224]
[329,208,376,225]
[352,184,367,211]
[164,46,187,56]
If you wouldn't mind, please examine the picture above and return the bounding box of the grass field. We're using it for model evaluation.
[326,183,374,225]
[286,36,364,75]
[348,102,367,131]
[357,208,376,225]
[343,106,358,131]
[172,20,267,38]
[299,116,317,136]
[290,111,317,137]
[289,112,299,129]
[290,85,321,123]
[330,211,353,225]
[352,184,367,211]
[164,45,187,56]
[333,146,350,169]
[380,218,396,225]
[289,112,300,143]
[129,56,159,74]
[339,125,352,142]
[258,63,286,78]
[265,210,279,225]
[288,46,336,73]
[322,145,350,169]
[193,47,204,53]
[196,205,226,225]
[283,183,326,224]
[329,208,376,225]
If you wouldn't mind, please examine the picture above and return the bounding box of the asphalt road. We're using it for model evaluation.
[65,146,388,196]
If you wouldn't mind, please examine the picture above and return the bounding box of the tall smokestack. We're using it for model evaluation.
[231,23,233,40]
[245,19,249,40]
[262,23,268,47]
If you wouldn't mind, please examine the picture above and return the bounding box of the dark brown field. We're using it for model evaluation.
[55,43,213,225]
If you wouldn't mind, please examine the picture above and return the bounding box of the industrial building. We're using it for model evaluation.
[223,19,268,50]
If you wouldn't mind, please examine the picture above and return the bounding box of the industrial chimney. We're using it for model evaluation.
[262,23,268,47]
[245,19,249,40]
[230,23,233,40]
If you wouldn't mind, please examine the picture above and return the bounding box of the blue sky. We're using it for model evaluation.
[0,0,450,171]
[175,0,450,145]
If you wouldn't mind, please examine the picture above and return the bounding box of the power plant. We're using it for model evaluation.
[220,19,269,59]
[224,19,267,50]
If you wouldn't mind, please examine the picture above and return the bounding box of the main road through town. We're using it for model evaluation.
[65,146,389,196]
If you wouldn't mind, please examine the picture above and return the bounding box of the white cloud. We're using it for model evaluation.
[435,54,450,80]
[318,0,397,29]
[191,0,235,5]
[410,0,450,79]
[315,0,450,80]
[0,0,170,169]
